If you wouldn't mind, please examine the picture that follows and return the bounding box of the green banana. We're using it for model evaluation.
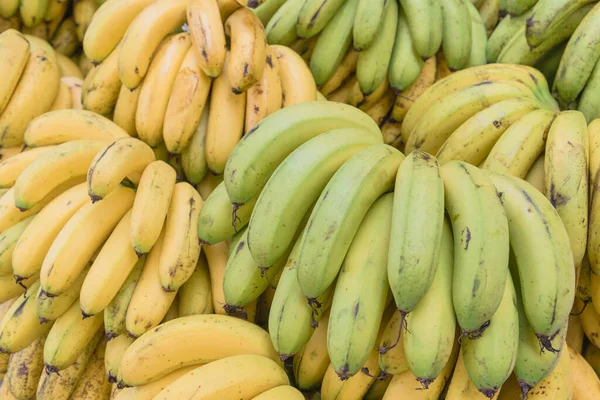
[356,0,398,94]
[247,127,381,267]
[296,144,403,300]
[466,0,487,67]
[264,0,305,46]
[352,0,386,51]
[500,0,538,15]
[490,172,574,349]
[0,0,19,18]
[554,3,600,109]
[0,215,34,275]
[400,0,443,58]
[461,272,519,398]
[268,237,334,359]
[309,0,358,85]
[297,0,347,38]
[224,101,380,205]
[388,6,424,92]
[442,161,510,334]
[440,0,472,70]
[578,57,600,123]
[197,182,257,245]
[402,218,456,387]
[252,0,287,26]
[327,193,393,379]
[388,151,444,316]
[228,227,247,258]
[180,105,208,185]
[534,42,567,88]
[486,10,532,63]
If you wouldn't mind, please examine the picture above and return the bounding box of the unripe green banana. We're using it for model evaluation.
[578,58,600,123]
[440,0,472,70]
[388,7,423,93]
[264,0,305,46]
[486,10,531,63]
[466,0,487,67]
[297,144,404,300]
[352,0,386,51]
[0,215,34,275]
[297,0,347,38]
[252,0,287,26]
[327,193,393,379]
[534,42,567,88]
[247,127,381,267]
[399,0,443,58]
[180,106,209,185]
[442,161,510,334]
[500,0,538,15]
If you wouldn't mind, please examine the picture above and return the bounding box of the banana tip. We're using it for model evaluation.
[479,388,499,399]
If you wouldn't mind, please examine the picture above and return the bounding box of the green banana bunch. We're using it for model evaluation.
[327,193,393,380]
[399,0,443,58]
[440,0,472,70]
[352,0,386,51]
[441,161,510,335]
[500,0,538,15]
[297,0,346,38]
[387,6,423,93]
[486,10,533,63]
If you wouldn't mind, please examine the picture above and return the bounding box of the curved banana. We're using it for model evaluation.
[466,0,488,67]
[486,11,531,63]
[49,17,79,57]
[186,0,226,78]
[118,0,188,89]
[297,0,346,39]
[105,333,134,382]
[73,0,97,42]
[578,57,600,123]
[352,0,386,51]
[264,0,304,46]
[0,0,18,18]
[440,0,472,70]
[82,41,121,115]
[446,352,498,400]
[293,311,330,391]
[113,365,197,400]
[442,161,510,334]
[0,146,54,189]
[391,56,436,127]
[500,0,538,15]
[271,45,317,106]
[113,85,141,137]
[319,49,359,97]
[479,0,502,35]
[5,334,45,399]
[387,7,423,93]
[70,340,111,399]
[245,46,282,133]
[0,216,33,276]
[135,32,192,147]
[50,78,73,111]
[36,265,88,322]
[378,310,409,376]
[570,346,600,398]
[24,109,128,147]
[0,269,37,304]
[526,343,573,399]
[178,254,213,316]
[252,0,286,25]
[524,153,546,193]
[0,29,29,115]
[525,0,595,47]
[400,0,443,59]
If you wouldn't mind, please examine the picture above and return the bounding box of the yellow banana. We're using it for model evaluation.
[5,334,45,400]
[569,345,600,398]
[50,78,73,110]
[56,53,83,79]
[178,254,213,316]
[271,44,317,107]
[0,216,34,277]
[0,274,36,304]
[378,310,409,376]
[196,172,224,200]
[349,77,389,111]
[163,46,212,153]
[319,48,359,97]
[245,46,282,133]
[82,41,121,115]
[36,265,89,323]
[44,0,67,22]
[113,85,141,137]
[50,17,79,57]
[526,345,573,399]
[187,0,226,78]
[293,310,330,391]
[135,32,191,147]
[205,52,246,174]
[566,312,584,354]
[63,76,84,109]
[40,185,135,296]
[112,365,197,400]
[391,56,437,126]
[364,89,395,126]
[0,146,54,188]
[20,0,49,28]
[118,0,188,89]
[73,0,97,42]
[251,385,304,400]
[0,185,62,233]
[87,137,155,201]
[105,334,134,383]
[584,342,600,376]
[0,29,30,115]
[0,146,23,162]
[180,106,209,185]
[524,153,545,193]
[446,352,499,400]
[0,0,19,18]
[70,339,111,399]
[0,35,59,147]
[224,7,266,93]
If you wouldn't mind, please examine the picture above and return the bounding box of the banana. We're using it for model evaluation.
[480,0,501,34]
[251,386,304,400]
[482,108,555,178]
[0,185,62,233]
[387,7,423,93]
[50,78,73,110]
[319,49,359,97]
[118,0,188,89]
[113,85,141,137]
[0,36,59,147]
[526,344,573,399]
[70,339,111,399]
[545,111,588,272]
[442,162,510,334]
[186,0,226,78]
[293,310,330,390]
[50,17,79,57]
[0,0,18,18]
[0,215,34,275]
[405,79,539,155]
[87,137,155,201]
[446,352,499,400]
[436,97,540,165]
[205,53,246,175]
[224,101,379,205]
[40,186,135,296]
[349,77,389,111]
[0,274,37,304]
[36,331,102,399]
[153,354,288,400]
[486,5,528,63]
[204,241,248,316]
[526,0,596,47]
[297,145,403,300]
[578,57,600,123]
[523,153,546,193]
[83,0,155,62]
[158,182,203,292]
[24,109,129,147]
[245,46,282,133]
[178,254,213,316]
[491,172,574,348]
[166,153,185,183]
[582,297,600,348]
[364,375,392,400]
[328,194,393,379]
[356,0,397,95]
[135,33,192,147]
[297,0,346,39]
[217,0,242,20]
[534,42,566,89]
[584,343,600,376]
[37,265,89,323]
[500,0,538,15]
[378,310,409,375]
[0,29,29,115]
[0,281,52,353]
[14,140,107,210]
[118,314,278,386]
[73,0,97,42]
[224,8,266,93]
[271,45,317,106]
[569,346,600,398]
[466,0,488,67]
[401,0,443,59]
[364,88,395,126]
[352,0,385,51]
[20,0,49,27]
[252,0,285,25]
[391,56,436,126]
[327,74,358,103]
[589,118,600,269]
[440,0,472,70]
[82,41,121,115]
[247,128,382,266]
[12,183,88,282]
[269,237,333,359]
[163,47,211,153]
[112,365,197,400]
[125,230,176,338]
[264,0,304,46]
[0,146,23,162]
[5,334,45,400]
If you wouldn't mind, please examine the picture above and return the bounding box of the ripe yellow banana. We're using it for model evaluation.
[44,0,67,22]
[526,344,573,399]
[50,78,73,110]
[82,41,121,115]
[4,334,45,400]
[0,146,54,189]
[40,185,135,296]
[293,310,330,391]
[113,85,141,137]
[118,0,188,89]
[178,254,213,316]
[251,385,304,400]
[245,46,282,133]
[36,265,89,323]
[130,160,176,255]
[118,314,279,386]
[0,274,36,304]
[56,53,84,79]
[271,45,317,107]
[569,345,600,398]
[0,280,52,353]
[70,339,111,399]
[187,0,226,78]
[180,106,209,185]
[113,365,197,400]
[0,216,34,276]
[49,17,79,57]
[0,29,29,115]
[0,35,59,147]
[163,46,211,153]
[391,56,437,126]
[483,108,555,178]
[105,334,134,383]
[87,137,155,201]
[224,7,266,93]
[73,0,97,42]
[524,153,545,193]
[566,310,584,354]
[135,32,191,147]
[378,310,409,376]
[20,0,49,28]
[446,352,499,400]
[83,0,156,62]
[319,49,359,97]
[0,185,57,233]
[349,77,389,111]
[157,182,203,292]
[24,109,128,147]
[64,77,84,110]
[0,146,23,162]
[153,354,288,400]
